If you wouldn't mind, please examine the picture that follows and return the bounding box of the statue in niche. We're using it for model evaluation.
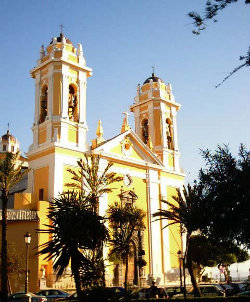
[166,120,174,150]
[39,87,48,123]
[68,85,78,121]
[142,119,149,144]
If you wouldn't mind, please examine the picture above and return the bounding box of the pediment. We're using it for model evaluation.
[92,129,164,168]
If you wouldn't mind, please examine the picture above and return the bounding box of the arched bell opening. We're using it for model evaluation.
[68,84,78,122]
[166,118,174,150]
[142,119,149,144]
[39,85,48,124]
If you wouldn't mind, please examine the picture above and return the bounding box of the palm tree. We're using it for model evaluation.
[153,184,207,297]
[67,154,123,212]
[67,154,123,285]
[0,152,28,301]
[107,202,145,290]
[38,191,109,299]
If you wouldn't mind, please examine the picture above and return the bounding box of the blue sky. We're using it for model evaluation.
[0,0,249,184]
[0,0,249,277]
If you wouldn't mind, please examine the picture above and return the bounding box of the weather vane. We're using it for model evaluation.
[152,66,155,75]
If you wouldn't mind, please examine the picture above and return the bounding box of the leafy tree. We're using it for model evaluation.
[198,144,250,248]
[188,235,249,282]
[107,202,145,291]
[38,191,109,300]
[189,0,250,87]
[0,152,28,301]
[66,154,123,286]
[153,185,209,297]
[0,245,25,292]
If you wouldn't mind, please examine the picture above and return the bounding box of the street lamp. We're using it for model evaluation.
[177,250,186,299]
[24,232,31,294]
[177,250,183,288]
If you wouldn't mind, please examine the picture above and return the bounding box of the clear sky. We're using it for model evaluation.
[0,0,249,277]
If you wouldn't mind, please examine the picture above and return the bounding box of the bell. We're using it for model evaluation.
[41,100,47,109]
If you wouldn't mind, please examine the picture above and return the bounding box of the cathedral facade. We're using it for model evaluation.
[0,34,185,292]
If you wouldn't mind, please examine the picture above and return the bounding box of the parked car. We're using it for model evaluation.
[110,287,126,299]
[230,282,246,294]
[237,290,250,297]
[173,284,225,298]
[157,288,168,298]
[165,286,184,298]
[220,283,235,296]
[36,289,70,302]
[132,287,150,299]
[132,287,168,299]
[56,287,125,301]
[8,292,47,302]
[56,292,77,301]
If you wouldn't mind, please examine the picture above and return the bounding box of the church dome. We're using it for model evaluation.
[143,73,165,85]
[49,33,72,45]
[1,130,17,143]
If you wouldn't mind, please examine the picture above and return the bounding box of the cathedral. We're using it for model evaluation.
[0,33,185,292]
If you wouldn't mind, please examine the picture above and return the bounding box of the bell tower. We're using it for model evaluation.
[130,73,181,171]
[29,33,92,152]
[27,33,92,203]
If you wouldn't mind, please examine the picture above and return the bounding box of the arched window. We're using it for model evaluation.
[39,86,48,124]
[68,85,78,121]
[166,118,174,150]
[142,119,149,144]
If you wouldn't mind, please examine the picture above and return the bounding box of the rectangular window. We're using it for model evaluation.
[39,188,44,201]
[11,146,14,152]
[3,145,6,151]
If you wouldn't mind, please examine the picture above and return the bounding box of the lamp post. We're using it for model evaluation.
[177,250,183,288]
[182,255,187,300]
[24,232,31,294]
[177,250,186,300]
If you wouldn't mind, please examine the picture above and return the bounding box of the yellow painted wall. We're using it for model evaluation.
[38,127,47,144]
[140,94,148,101]
[141,84,150,92]
[68,124,78,144]
[152,91,160,98]
[41,54,49,63]
[0,199,52,293]
[68,54,77,63]
[53,73,61,115]
[14,193,35,210]
[140,105,148,113]
[54,51,62,58]
[161,171,184,182]
[69,68,78,76]
[63,165,79,192]
[0,220,39,293]
[34,166,49,203]
[55,146,84,158]
[168,153,174,168]
[154,109,162,146]
[41,68,48,77]
[109,144,143,161]
[167,186,181,269]
[106,165,150,278]
[28,147,55,162]
[37,200,53,283]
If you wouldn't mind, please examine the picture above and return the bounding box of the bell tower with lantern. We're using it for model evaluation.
[130,73,181,171]
[27,33,92,203]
